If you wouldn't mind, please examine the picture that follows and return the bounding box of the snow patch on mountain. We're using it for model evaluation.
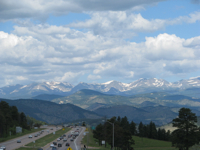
[0,77,200,99]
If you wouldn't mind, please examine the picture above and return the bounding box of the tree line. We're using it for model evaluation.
[93,116,135,150]
[0,101,44,138]
[93,107,200,150]
[138,121,171,141]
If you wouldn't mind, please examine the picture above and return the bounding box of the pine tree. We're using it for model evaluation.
[138,122,144,137]
[130,121,137,135]
[93,123,104,145]
[172,107,200,150]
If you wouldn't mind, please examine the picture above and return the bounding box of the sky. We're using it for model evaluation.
[0,0,200,86]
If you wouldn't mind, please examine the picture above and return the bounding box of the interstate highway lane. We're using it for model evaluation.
[0,126,58,150]
[45,126,86,150]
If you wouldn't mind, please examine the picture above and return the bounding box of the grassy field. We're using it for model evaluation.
[133,136,177,150]
[81,128,178,150]
[0,128,45,143]
[15,127,71,150]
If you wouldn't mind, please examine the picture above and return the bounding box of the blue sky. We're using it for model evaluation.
[0,0,199,86]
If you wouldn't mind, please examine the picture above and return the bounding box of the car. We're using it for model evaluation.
[50,144,54,147]
[37,148,43,150]
[51,128,53,130]
[59,137,63,140]
[52,147,57,150]
[17,140,21,143]
[70,139,74,141]
[0,145,6,150]
[0,149,4,150]
[29,135,32,138]
[63,134,66,137]
[57,138,60,141]
[66,143,70,146]
[68,135,71,138]
[35,134,38,137]
[53,142,57,145]
[63,138,67,141]
[58,143,62,147]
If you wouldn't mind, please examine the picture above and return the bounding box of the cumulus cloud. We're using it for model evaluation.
[87,74,102,80]
[0,0,165,22]
[68,11,200,38]
[0,22,200,86]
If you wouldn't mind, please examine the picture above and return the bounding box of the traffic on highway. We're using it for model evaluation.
[45,126,85,150]
[0,126,86,150]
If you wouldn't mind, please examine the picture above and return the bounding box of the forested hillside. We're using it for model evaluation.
[0,101,30,138]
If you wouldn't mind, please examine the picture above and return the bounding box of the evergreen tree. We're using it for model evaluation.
[138,122,144,137]
[130,121,137,135]
[93,123,104,145]
[0,111,5,137]
[143,124,149,137]
[11,106,19,126]
[120,116,130,130]
[149,121,157,139]
[172,107,200,150]
[20,112,28,129]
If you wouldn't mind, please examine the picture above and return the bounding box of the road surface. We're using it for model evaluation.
[0,126,58,150]
[45,126,86,150]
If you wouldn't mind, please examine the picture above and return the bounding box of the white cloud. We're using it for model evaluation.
[0,22,200,86]
[16,76,28,80]
[144,33,195,60]
[56,71,84,82]
[87,74,102,80]
[183,36,200,49]
[69,11,166,38]
[0,0,165,22]
[68,11,200,38]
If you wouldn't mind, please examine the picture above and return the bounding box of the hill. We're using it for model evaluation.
[0,98,102,124]
[32,94,65,101]
[94,105,178,125]
[51,89,200,110]
[51,89,132,109]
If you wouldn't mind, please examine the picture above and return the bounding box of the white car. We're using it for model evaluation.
[29,135,32,138]
[0,145,6,150]
[57,138,60,141]
[50,144,54,147]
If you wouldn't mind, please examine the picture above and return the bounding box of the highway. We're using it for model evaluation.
[0,126,58,150]
[45,126,86,150]
[0,126,86,150]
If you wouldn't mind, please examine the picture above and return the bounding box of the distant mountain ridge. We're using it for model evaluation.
[0,77,200,99]
[52,89,200,109]
[0,98,101,124]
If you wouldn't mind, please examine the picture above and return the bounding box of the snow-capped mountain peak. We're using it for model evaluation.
[0,77,200,99]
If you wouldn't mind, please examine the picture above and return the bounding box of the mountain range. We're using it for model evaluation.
[0,77,200,99]
[0,98,101,124]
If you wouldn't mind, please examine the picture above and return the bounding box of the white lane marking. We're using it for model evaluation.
[74,127,85,150]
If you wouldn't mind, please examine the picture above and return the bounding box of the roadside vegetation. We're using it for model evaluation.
[81,128,177,150]
[90,107,200,150]
[0,101,46,142]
